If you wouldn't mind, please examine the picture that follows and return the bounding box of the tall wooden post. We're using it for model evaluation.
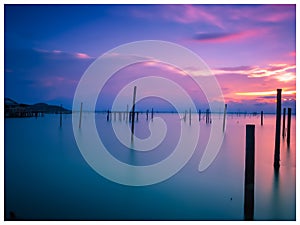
[260,111,263,126]
[282,108,286,138]
[287,108,291,147]
[79,102,83,128]
[146,110,149,121]
[131,86,137,141]
[244,124,255,220]
[223,104,227,132]
[274,89,281,169]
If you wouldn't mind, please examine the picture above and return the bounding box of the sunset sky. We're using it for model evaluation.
[4,4,296,113]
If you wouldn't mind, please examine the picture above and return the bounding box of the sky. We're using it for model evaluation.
[4,4,296,113]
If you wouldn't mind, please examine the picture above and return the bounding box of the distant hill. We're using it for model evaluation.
[4,98,71,117]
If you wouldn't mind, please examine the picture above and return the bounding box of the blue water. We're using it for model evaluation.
[4,113,296,220]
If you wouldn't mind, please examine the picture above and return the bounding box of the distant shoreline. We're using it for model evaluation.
[4,98,71,118]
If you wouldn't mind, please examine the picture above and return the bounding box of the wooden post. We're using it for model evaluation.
[223,104,227,132]
[244,124,255,221]
[198,109,201,121]
[282,108,286,138]
[79,102,83,128]
[184,110,187,122]
[287,108,291,147]
[114,111,116,121]
[119,112,122,121]
[131,86,137,141]
[260,111,263,126]
[274,89,281,169]
[151,108,154,121]
[107,110,110,121]
[126,105,129,123]
[146,110,149,121]
[136,112,139,122]
[189,108,191,126]
[60,104,62,127]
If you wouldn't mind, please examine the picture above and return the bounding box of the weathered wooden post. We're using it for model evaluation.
[287,108,291,147]
[205,109,209,124]
[223,104,227,132]
[184,110,187,122]
[107,110,110,121]
[136,112,139,122]
[282,108,286,138]
[274,89,281,169]
[60,104,62,127]
[119,112,122,121]
[131,86,137,141]
[244,124,255,221]
[146,109,149,121]
[114,111,116,121]
[260,111,263,126]
[151,108,154,121]
[189,108,191,126]
[126,104,129,123]
[79,102,83,128]
[198,109,201,121]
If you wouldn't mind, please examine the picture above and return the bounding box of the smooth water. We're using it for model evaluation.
[4,113,296,220]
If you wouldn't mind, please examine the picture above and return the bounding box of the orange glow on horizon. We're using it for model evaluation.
[235,90,296,96]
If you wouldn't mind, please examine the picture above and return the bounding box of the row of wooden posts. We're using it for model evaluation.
[244,89,292,220]
[60,87,292,220]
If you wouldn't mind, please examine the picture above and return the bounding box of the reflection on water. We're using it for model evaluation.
[4,113,295,220]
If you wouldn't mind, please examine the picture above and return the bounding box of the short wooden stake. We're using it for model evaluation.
[107,110,110,121]
[222,104,227,132]
[131,86,137,141]
[151,108,154,121]
[260,111,263,126]
[198,109,201,121]
[126,105,129,123]
[282,108,286,138]
[287,108,291,147]
[189,108,191,126]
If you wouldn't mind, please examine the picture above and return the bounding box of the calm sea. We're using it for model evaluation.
[4,113,296,220]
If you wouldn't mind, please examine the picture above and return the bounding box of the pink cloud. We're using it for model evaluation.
[39,76,77,88]
[193,28,266,43]
[218,4,294,24]
[131,5,224,29]
[164,5,224,28]
[75,52,92,59]
[34,48,93,60]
